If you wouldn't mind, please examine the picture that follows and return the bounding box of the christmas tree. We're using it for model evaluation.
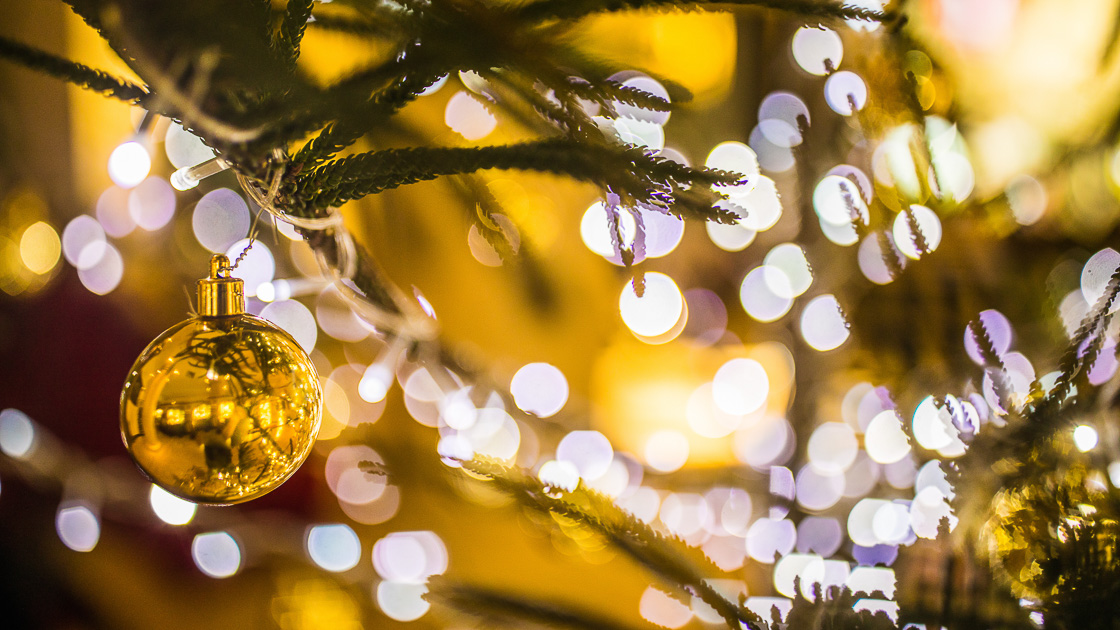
[2,0,1120,628]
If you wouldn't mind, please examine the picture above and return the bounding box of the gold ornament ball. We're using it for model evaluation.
[120,255,322,504]
[980,463,1120,617]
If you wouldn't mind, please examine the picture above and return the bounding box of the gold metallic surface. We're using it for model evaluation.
[197,254,245,317]
[120,307,322,504]
[980,463,1120,608]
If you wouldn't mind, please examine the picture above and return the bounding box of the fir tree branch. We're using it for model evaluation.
[280,0,316,67]
[293,66,444,168]
[0,35,147,103]
[1030,265,1120,421]
[566,78,674,117]
[427,580,645,630]
[490,71,595,136]
[299,139,744,216]
[456,457,764,630]
[874,229,906,282]
[967,318,1015,416]
[513,0,888,23]
[458,175,518,261]
[901,205,930,257]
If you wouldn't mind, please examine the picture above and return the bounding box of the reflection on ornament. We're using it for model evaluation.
[981,461,1120,623]
[120,255,322,504]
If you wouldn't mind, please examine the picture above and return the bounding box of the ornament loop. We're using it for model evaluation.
[235,171,343,231]
[210,253,231,279]
[198,254,244,317]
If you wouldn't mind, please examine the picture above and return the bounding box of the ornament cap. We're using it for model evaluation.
[197,254,244,317]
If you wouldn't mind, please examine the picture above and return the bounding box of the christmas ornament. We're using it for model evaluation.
[120,254,322,504]
[980,460,1120,626]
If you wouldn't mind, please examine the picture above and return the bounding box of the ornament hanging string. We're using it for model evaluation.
[231,158,437,341]
[229,152,290,271]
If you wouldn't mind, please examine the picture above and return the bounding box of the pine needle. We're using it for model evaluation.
[0,35,147,103]
[457,457,765,630]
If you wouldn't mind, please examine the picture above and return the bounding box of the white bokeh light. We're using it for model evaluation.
[706,141,760,196]
[165,122,216,169]
[376,581,430,622]
[712,358,770,415]
[706,218,756,252]
[373,531,448,583]
[611,117,665,152]
[864,411,911,464]
[764,243,812,298]
[1082,248,1120,307]
[759,92,810,148]
[149,484,197,525]
[807,423,858,475]
[538,460,580,491]
[307,524,362,572]
[0,408,36,459]
[1074,425,1099,452]
[813,175,868,227]
[740,266,793,322]
[96,186,134,238]
[260,299,317,352]
[359,364,394,403]
[77,243,124,295]
[225,239,275,298]
[639,587,692,629]
[792,26,843,75]
[128,177,177,231]
[510,363,569,418]
[619,273,684,338]
[750,126,795,173]
[892,205,942,260]
[193,188,251,253]
[581,201,638,263]
[1006,174,1047,226]
[737,176,783,231]
[56,504,100,552]
[62,215,107,270]
[445,91,496,140]
[556,431,614,480]
[108,141,151,188]
[645,430,689,472]
[858,233,904,285]
[613,75,672,125]
[800,294,850,351]
[824,71,868,116]
[192,532,241,578]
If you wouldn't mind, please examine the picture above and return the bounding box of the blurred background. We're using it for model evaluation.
[4,0,1120,628]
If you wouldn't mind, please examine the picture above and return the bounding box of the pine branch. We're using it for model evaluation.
[784,581,898,630]
[456,457,764,630]
[293,66,444,168]
[0,35,147,103]
[459,176,519,262]
[513,0,889,23]
[874,229,906,282]
[427,579,646,630]
[901,205,930,257]
[490,71,596,136]
[839,177,868,236]
[566,78,674,118]
[1030,266,1120,421]
[967,318,1015,416]
[280,0,316,67]
[299,139,744,216]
